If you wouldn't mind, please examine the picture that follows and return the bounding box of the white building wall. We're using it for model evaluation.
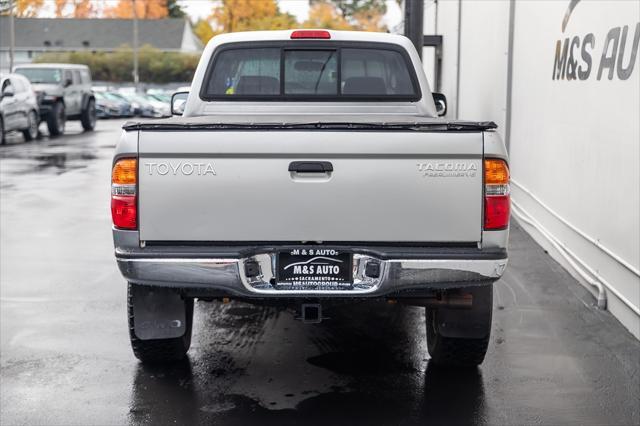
[428,0,640,338]
[457,0,510,132]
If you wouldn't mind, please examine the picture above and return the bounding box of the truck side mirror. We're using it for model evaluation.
[432,92,447,117]
[64,78,73,88]
[171,91,188,116]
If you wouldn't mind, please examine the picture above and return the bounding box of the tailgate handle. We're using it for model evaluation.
[288,161,333,173]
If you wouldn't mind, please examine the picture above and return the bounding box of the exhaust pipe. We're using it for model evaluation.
[396,293,473,309]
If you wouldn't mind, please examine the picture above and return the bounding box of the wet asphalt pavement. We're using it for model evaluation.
[1,119,639,425]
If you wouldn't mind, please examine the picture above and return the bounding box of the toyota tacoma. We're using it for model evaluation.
[112,30,510,367]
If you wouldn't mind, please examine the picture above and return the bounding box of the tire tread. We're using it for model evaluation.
[426,301,491,368]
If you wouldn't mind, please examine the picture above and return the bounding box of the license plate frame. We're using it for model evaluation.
[276,249,353,290]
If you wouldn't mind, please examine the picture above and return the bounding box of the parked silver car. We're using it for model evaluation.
[0,73,39,144]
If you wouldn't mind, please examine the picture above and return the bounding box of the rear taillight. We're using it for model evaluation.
[111,158,137,229]
[484,159,510,230]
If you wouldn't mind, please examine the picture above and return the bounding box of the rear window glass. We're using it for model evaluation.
[208,48,280,96]
[285,50,338,95]
[202,43,419,101]
[341,48,415,96]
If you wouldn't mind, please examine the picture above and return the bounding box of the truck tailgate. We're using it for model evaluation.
[138,131,483,242]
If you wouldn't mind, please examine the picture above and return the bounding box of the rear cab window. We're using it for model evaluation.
[201,42,421,101]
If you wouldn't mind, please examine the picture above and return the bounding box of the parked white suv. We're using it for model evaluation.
[14,63,96,136]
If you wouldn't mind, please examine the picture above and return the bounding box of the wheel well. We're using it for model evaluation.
[82,94,95,110]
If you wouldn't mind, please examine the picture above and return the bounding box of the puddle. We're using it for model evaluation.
[30,152,97,174]
[2,151,100,176]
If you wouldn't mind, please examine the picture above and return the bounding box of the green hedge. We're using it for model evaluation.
[33,45,200,84]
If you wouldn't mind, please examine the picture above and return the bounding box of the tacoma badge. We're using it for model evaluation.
[417,161,478,178]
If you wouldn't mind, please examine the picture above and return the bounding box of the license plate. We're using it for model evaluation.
[277,249,353,290]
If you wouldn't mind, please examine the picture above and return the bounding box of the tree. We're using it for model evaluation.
[34,46,200,83]
[105,0,168,19]
[167,0,185,18]
[309,0,387,31]
[248,11,297,31]
[302,1,352,30]
[72,0,93,17]
[211,0,296,33]
[331,0,387,21]
[194,19,215,45]
[54,0,65,16]
[13,0,44,17]
[0,1,10,15]
[352,7,386,32]
[53,0,95,18]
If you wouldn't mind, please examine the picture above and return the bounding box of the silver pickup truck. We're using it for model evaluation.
[112,30,510,367]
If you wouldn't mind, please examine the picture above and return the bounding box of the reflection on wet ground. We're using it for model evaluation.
[128,301,487,425]
[0,122,107,176]
[1,119,639,425]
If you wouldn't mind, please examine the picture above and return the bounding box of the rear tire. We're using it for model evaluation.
[0,117,5,144]
[80,98,96,131]
[128,283,194,364]
[46,102,65,137]
[22,110,39,141]
[426,286,493,367]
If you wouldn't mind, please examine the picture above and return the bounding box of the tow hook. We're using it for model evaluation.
[296,303,324,324]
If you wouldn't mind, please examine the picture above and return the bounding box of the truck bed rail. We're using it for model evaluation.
[122,119,497,132]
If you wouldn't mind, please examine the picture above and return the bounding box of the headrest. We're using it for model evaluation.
[342,77,387,95]
[236,76,279,95]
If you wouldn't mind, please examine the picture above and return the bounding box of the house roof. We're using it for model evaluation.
[0,17,203,52]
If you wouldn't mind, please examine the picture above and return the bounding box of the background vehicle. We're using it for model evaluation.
[103,92,134,117]
[94,92,134,118]
[115,92,162,118]
[0,73,39,144]
[14,64,96,136]
[146,89,172,103]
[113,30,510,367]
[141,93,171,117]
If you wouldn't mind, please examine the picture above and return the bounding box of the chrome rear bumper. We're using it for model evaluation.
[116,252,507,297]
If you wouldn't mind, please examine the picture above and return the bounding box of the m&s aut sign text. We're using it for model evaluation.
[552,0,639,81]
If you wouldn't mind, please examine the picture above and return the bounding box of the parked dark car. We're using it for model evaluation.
[115,92,161,118]
[94,92,133,118]
[1,73,39,144]
[102,92,134,117]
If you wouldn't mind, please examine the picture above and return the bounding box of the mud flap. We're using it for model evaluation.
[131,285,187,340]
[435,284,493,339]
